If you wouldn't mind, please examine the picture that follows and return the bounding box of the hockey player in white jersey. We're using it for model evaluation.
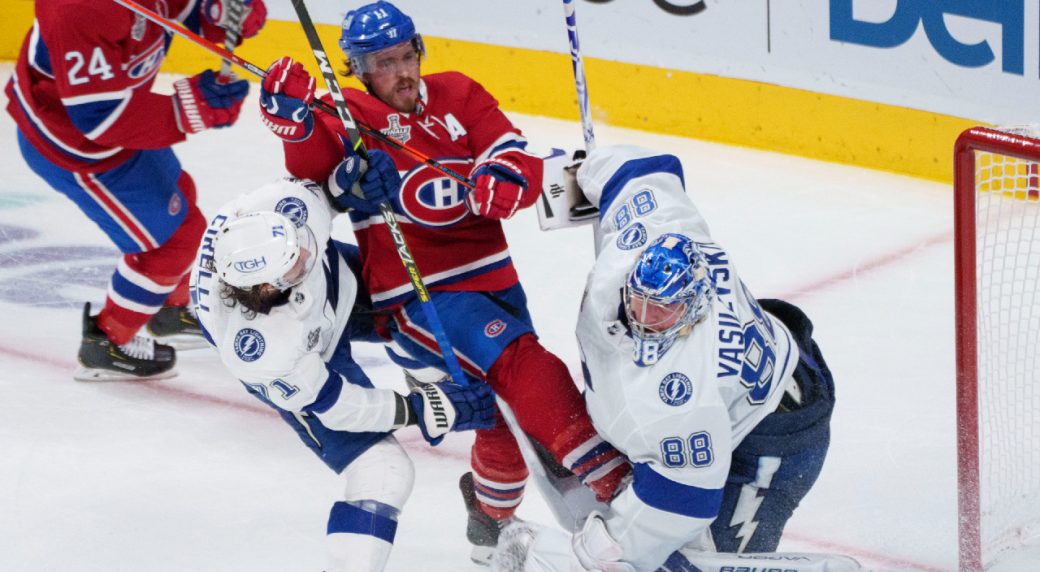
[493,145,851,572]
[189,164,496,572]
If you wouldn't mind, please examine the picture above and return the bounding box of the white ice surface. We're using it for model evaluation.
[0,64,1015,571]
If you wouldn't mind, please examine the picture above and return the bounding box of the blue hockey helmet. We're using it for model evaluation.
[624,233,714,365]
[339,1,425,75]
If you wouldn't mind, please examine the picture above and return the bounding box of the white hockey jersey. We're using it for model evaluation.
[574,146,800,570]
[189,178,398,433]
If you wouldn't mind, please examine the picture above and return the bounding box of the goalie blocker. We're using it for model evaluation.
[536,148,599,231]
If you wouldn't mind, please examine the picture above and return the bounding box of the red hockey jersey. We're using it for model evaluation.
[5,0,198,173]
[283,71,544,308]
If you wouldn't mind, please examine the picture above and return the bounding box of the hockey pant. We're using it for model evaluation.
[17,130,204,343]
[387,286,629,519]
[708,298,836,553]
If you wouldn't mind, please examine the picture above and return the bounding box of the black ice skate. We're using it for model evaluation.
[460,471,514,566]
[146,305,208,350]
[76,303,177,382]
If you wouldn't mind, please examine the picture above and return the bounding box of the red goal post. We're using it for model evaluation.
[954,126,1040,571]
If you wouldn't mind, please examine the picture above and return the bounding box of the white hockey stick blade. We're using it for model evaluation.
[667,549,865,572]
[536,148,599,231]
[496,397,608,532]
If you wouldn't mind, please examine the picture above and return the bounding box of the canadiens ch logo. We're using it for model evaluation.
[276,197,308,227]
[617,222,648,250]
[484,319,507,338]
[167,192,182,216]
[234,328,266,362]
[381,114,411,144]
[659,372,693,406]
[399,159,472,227]
[127,40,166,81]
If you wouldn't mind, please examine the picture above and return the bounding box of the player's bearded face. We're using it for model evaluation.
[362,43,421,113]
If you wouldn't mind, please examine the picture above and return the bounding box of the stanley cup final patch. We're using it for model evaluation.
[381,114,412,144]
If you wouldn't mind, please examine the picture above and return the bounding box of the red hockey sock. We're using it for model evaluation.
[471,412,528,521]
[486,333,631,502]
[97,187,204,344]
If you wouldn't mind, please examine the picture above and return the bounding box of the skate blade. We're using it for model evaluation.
[470,546,494,566]
[151,334,210,351]
[73,366,179,382]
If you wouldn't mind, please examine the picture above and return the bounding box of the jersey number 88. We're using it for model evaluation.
[660,431,714,468]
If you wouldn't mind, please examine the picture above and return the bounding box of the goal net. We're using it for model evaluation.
[955,126,1040,571]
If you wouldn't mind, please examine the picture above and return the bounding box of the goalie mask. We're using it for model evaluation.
[339,1,425,76]
[213,211,318,291]
[624,233,714,366]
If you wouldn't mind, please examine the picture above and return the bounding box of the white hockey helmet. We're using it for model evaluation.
[213,211,318,290]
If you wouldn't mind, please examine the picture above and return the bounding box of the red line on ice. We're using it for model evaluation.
[781,230,951,300]
[0,227,957,565]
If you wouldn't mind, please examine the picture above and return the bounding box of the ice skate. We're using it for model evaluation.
[146,305,208,350]
[76,303,177,381]
[460,471,515,566]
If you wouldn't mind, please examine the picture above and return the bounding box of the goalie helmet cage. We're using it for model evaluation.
[955,125,1040,571]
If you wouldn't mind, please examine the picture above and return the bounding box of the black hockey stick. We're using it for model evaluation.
[108,0,475,189]
[288,0,470,387]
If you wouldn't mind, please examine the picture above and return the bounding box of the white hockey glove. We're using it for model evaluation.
[535,148,598,231]
[572,513,635,572]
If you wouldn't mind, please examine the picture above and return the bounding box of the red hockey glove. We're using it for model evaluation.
[199,0,267,46]
[259,57,316,142]
[466,158,529,219]
[173,69,249,134]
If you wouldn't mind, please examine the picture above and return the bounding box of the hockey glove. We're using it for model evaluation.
[199,0,267,46]
[467,157,529,219]
[572,514,636,572]
[327,149,402,216]
[259,57,316,142]
[173,69,249,134]
[406,381,496,446]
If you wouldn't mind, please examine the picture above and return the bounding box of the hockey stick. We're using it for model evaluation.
[288,0,468,388]
[562,0,602,235]
[108,0,475,189]
[564,0,596,153]
[535,0,599,232]
[663,548,864,572]
[286,3,608,533]
[218,0,247,78]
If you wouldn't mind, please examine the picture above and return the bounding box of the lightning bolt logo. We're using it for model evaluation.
[729,456,781,552]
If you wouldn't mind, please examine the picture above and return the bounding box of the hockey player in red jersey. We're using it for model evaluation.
[258,0,630,563]
[6,0,266,381]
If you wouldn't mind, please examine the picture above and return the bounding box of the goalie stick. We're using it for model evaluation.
[288,0,467,387]
[537,0,599,232]
[108,0,475,190]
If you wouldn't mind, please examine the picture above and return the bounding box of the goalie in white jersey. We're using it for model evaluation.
[189,175,495,572]
[494,146,839,572]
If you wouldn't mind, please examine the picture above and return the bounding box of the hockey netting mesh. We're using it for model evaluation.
[972,129,1040,566]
